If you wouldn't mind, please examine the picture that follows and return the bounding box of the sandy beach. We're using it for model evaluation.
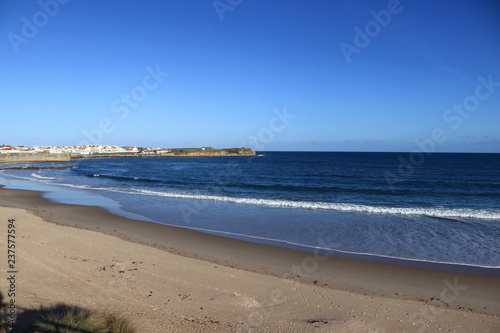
[0,186,499,332]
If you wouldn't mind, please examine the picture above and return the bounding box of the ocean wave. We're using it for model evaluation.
[133,189,500,220]
[1,173,499,268]
[3,171,500,220]
[54,183,93,189]
[0,172,41,182]
[31,173,55,180]
[75,171,181,184]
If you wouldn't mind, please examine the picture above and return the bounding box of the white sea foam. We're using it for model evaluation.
[0,172,38,182]
[133,189,500,220]
[1,172,499,268]
[49,180,500,221]
[31,173,55,180]
[2,170,499,221]
[54,183,92,189]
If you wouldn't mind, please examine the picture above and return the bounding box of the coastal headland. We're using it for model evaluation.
[76,147,257,158]
[0,146,256,163]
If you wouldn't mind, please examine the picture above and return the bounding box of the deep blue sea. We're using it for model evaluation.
[1,152,500,268]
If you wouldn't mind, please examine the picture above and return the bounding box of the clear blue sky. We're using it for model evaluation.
[1,0,499,152]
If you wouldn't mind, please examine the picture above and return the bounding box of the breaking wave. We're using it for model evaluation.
[31,173,55,180]
[132,189,500,220]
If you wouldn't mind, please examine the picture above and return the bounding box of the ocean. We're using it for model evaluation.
[1,152,499,268]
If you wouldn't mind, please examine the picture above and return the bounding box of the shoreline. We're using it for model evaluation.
[1,186,500,312]
[0,178,498,277]
[1,186,499,331]
[1,185,499,278]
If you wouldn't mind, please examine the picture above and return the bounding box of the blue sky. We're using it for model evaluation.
[1,0,499,152]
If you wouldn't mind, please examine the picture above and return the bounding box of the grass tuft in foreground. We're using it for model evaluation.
[30,309,136,333]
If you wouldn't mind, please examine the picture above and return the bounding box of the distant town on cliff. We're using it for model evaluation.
[0,145,256,162]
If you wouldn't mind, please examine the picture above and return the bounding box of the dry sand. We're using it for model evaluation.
[0,187,499,332]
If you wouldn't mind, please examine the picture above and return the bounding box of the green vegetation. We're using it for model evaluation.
[30,309,136,333]
[0,293,135,333]
[0,292,6,333]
